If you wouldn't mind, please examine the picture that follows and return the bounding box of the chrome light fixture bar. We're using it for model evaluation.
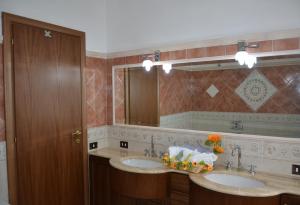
[142,50,173,74]
[235,41,259,69]
[142,51,160,71]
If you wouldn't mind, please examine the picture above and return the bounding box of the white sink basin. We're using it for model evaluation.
[122,158,164,169]
[204,173,265,188]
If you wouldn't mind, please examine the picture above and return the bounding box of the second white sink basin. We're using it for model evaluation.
[122,158,164,169]
[204,173,265,188]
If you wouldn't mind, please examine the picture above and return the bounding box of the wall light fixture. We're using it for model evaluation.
[142,51,160,72]
[235,41,259,69]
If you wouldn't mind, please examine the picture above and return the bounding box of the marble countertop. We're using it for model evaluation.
[89,148,300,197]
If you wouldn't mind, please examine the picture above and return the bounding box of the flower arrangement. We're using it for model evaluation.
[162,133,224,173]
[205,133,224,154]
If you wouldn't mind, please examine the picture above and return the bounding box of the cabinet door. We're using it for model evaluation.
[89,156,110,205]
[168,173,190,205]
[281,194,300,205]
[190,181,280,205]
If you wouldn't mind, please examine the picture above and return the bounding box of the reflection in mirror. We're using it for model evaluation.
[114,55,300,138]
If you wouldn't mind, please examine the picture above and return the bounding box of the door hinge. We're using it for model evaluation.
[11,38,14,45]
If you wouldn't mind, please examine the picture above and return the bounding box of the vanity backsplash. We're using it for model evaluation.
[0,141,8,204]
[89,125,300,177]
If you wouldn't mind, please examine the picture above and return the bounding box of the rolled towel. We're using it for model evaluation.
[183,144,211,154]
[168,146,183,158]
[191,153,218,166]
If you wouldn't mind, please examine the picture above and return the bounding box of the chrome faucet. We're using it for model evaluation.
[225,161,232,170]
[150,135,157,158]
[232,145,242,170]
[248,164,257,176]
[144,148,150,157]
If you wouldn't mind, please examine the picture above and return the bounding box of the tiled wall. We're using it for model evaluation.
[114,69,126,123]
[85,57,109,127]
[106,125,300,177]
[159,69,192,116]
[160,111,300,138]
[117,64,300,116]
[191,65,300,114]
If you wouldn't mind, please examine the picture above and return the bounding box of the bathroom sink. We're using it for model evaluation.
[122,158,164,169]
[204,173,265,188]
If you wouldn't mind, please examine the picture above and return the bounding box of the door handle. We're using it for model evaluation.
[72,130,82,144]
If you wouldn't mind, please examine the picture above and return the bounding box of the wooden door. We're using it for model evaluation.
[12,22,84,205]
[126,67,159,126]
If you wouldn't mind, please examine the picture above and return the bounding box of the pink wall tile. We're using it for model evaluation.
[206,46,226,57]
[106,60,113,125]
[187,48,207,59]
[114,69,126,123]
[160,52,170,61]
[126,55,141,64]
[112,57,126,65]
[273,38,299,51]
[225,44,237,55]
[247,40,272,53]
[169,50,187,60]
[159,69,193,115]
[85,57,108,128]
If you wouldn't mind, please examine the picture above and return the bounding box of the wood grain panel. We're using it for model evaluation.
[126,67,159,126]
[56,31,84,205]
[13,23,61,205]
[281,194,300,205]
[190,180,280,205]
[12,22,84,205]
[89,155,111,205]
[110,167,168,200]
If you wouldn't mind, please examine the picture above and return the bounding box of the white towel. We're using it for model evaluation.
[168,146,218,166]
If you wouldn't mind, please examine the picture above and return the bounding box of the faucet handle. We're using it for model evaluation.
[225,161,232,170]
[144,148,150,157]
[248,164,257,175]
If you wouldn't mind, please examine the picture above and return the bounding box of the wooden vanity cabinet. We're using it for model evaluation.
[190,181,281,205]
[90,155,168,205]
[281,194,300,205]
[168,173,190,205]
[89,155,111,205]
[90,156,299,205]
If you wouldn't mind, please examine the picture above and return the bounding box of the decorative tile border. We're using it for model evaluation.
[106,125,300,177]
[87,126,109,150]
[160,111,300,138]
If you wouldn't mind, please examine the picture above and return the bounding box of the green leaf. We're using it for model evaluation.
[175,150,184,161]
[205,140,213,146]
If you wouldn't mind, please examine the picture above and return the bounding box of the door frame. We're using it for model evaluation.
[2,12,88,205]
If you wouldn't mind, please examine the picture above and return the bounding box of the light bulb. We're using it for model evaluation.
[235,51,248,65]
[163,63,172,74]
[142,59,153,71]
[245,55,257,69]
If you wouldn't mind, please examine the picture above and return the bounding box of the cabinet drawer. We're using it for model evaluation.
[169,173,189,194]
[169,191,189,204]
[281,194,300,205]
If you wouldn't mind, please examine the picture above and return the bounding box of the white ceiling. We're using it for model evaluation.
[1,0,300,54]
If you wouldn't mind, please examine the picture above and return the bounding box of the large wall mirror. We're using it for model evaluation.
[113,54,300,138]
